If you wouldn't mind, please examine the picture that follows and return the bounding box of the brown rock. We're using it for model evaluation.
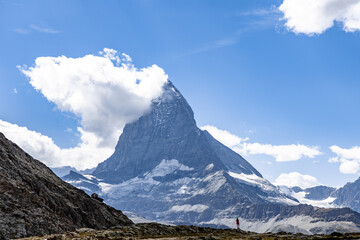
[0,132,133,239]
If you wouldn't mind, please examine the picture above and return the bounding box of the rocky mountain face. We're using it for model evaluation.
[64,81,360,234]
[93,81,262,183]
[278,185,337,208]
[279,179,360,215]
[52,166,95,178]
[62,170,100,195]
[0,132,132,239]
[305,186,337,201]
[333,178,360,213]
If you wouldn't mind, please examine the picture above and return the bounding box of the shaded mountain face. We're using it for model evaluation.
[67,81,360,234]
[0,133,132,239]
[92,81,291,205]
[305,186,337,201]
[333,177,360,213]
[93,81,261,184]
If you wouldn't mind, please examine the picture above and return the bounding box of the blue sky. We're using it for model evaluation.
[1,0,360,187]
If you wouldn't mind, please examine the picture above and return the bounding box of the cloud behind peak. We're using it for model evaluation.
[1,49,169,170]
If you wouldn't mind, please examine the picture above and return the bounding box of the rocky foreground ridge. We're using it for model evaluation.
[0,132,132,239]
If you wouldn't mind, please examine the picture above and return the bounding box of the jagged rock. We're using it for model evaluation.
[91,193,104,202]
[62,171,100,195]
[0,132,133,239]
[333,178,360,213]
[279,179,360,216]
[304,186,337,201]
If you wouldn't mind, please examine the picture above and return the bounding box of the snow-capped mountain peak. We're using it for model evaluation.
[62,81,360,234]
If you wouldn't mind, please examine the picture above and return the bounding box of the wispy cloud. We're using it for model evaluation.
[187,7,280,55]
[13,24,60,34]
[237,7,279,17]
[30,24,60,34]
[236,6,281,30]
[13,28,29,34]
[202,125,322,162]
[191,37,238,54]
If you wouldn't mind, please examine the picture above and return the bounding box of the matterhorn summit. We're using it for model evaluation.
[65,80,360,234]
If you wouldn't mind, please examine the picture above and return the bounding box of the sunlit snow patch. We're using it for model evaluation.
[289,190,336,208]
[228,172,277,192]
[99,159,194,197]
[228,171,299,205]
[170,204,209,213]
[144,159,194,178]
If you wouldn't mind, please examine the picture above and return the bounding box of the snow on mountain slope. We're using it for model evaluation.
[98,159,196,199]
[170,204,209,213]
[62,170,100,195]
[62,81,360,234]
[144,159,194,177]
[276,177,360,215]
[278,185,337,208]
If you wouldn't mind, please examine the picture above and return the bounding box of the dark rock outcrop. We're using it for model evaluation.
[304,186,336,201]
[333,177,360,213]
[0,132,132,239]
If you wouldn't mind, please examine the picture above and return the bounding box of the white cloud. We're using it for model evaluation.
[234,142,321,162]
[339,160,360,174]
[329,145,360,174]
[19,48,168,148]
[201,125,248,148]
[2,49,168,170]
[279,0,360,35]
[13,88,18,94]
[274,172,321,189]
[202,125,321,162]
[0,120,113,170]
[328,157,339,163]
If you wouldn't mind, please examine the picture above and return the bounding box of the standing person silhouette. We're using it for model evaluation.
[236,217,240,230]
